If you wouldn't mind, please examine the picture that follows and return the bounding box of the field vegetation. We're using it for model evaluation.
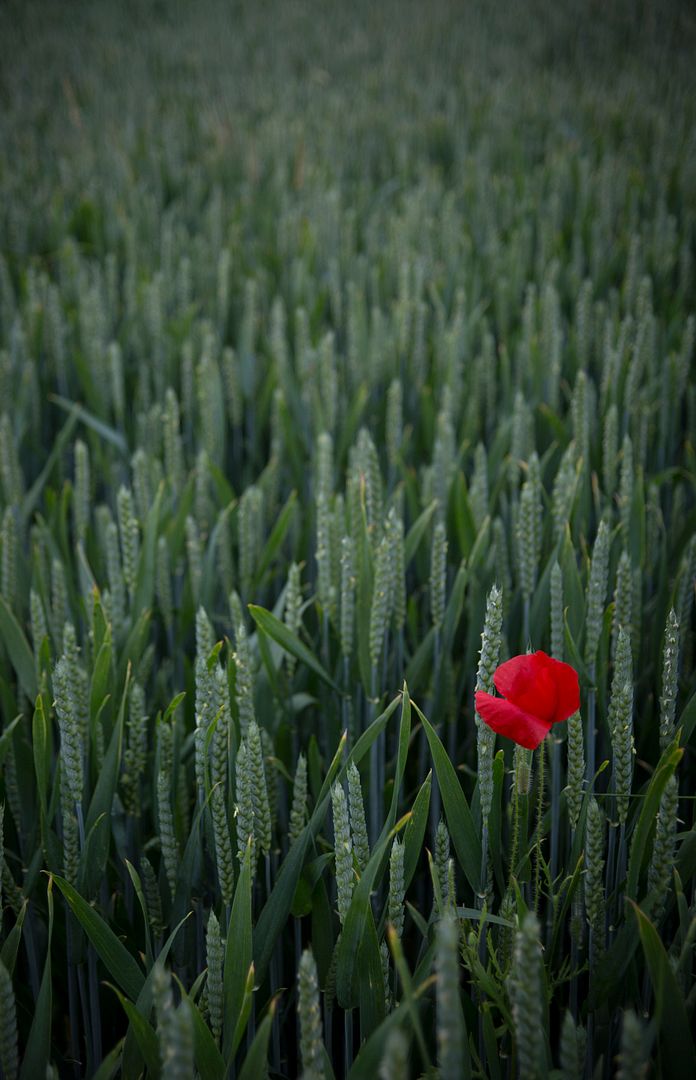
[0,1,695,1076]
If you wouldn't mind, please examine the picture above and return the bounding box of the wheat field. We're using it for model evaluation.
[0,1,695,1077]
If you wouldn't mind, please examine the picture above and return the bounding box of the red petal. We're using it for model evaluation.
[546,656,580,723]
[475,691,553,750]
[492,652,557,724]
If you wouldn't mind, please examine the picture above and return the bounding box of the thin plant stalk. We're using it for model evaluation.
[380,634,389,818]
[267,853,281,1072]
[66,916,81,1078]
[478,821,490,1072]
[547,734,561,946]
[509,782,521,893]
[344,1008,354,1075]
[124,817,136,922]
[479,822,489,910]
[430,625,442,836]
[87,945,103,1066]
[586,1014,594,1080]
[76,802,86,850]
[294,917,304,1055]
[369,665,380,849]
[77,961,91,1074]
[534,741,545,915]
[342,655,353,748]
[549,735,561,882]
[605,816,617,941]
[324,1000,333,1072]
[23,908,42,1002]
[321,610,332,760]
[615,823,627,919]
[509,752,531,890]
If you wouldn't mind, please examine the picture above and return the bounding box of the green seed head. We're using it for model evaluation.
[388,836,406,939]
[609,628,634,825]
[616,1009,648,1080]
[0,958,19,1080]
[247,719,272,856]
[289,753,308,844]
[340,535,356,660]
[584,797,606,968]
[430,520,448,629]
[370,532,393,668]
[347,762,370,872]
[283,562,303,677]
[436,911,464,1080]
[211,783,235,908]
[510,912,544,1080]
[659,608,680,751]
[235,740,256,868]
[298,949,324,1080]
[206,911,224,1045]
[647,775,678,922]
[332,783,354,925]
[53,656,84,807]
[565,711,584,831]
[73,439,91,542]
[585,518,611,668]
[475,584,503,822]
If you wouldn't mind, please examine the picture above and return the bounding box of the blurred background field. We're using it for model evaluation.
[0,1,695,1077]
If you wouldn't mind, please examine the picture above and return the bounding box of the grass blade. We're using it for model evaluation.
[248,604,340,691]
[632,901,696,1078]
[412,700,482,895]
[52,874,145,1002]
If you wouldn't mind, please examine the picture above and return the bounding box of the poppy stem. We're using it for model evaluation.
[509,765,520,891]
[547,733,561,946]
[549,735,561,878]
[534,740,545,915]
[509,748,530,888]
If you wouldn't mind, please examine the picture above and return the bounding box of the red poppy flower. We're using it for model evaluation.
[474,650,580,751]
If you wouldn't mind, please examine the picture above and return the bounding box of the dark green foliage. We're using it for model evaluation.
[0,0,695,1076]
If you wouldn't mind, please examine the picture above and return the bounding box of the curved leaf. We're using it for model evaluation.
[0,595,37,701]
[248,604,339,691]
[626,741,682,901]
[19,879,53,1080]
[632,901,696,1079]
[237,999,277,1080]
[223,843,253,1062]
[412,700,482,895]
[52,874,145,1002]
